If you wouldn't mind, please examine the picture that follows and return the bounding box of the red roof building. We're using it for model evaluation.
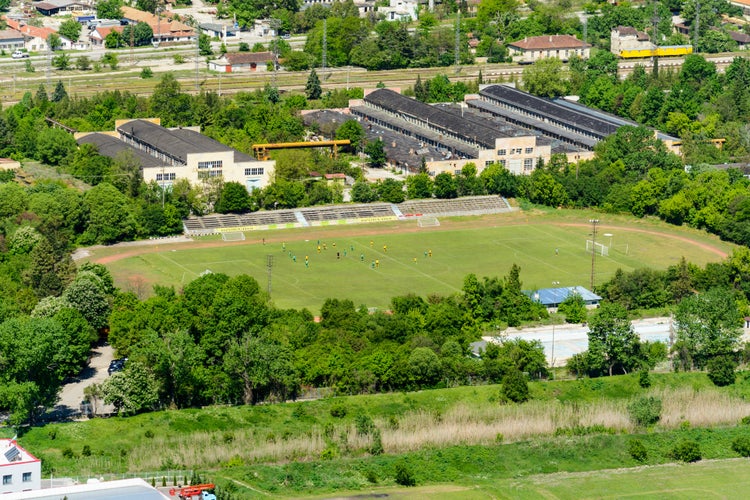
[508,34,591,63]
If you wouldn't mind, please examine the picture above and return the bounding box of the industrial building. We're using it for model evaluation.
[347,87,595,176]
[76,119,275,192]
[1,439,41,495]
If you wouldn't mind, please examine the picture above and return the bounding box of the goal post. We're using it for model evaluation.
[586,240,609,256]
[221,231,246,242]
[418,216,440,228]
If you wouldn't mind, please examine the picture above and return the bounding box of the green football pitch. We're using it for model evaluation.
[91,212,734,313]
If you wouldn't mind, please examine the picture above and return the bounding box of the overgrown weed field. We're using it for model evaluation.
[89,209,734,312]
[8,371,750,487]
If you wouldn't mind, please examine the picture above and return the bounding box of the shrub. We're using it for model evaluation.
[394,460,416,486]
[81,445,91,457]
[628,439,648,462]
[370,428,384,455]
[223,432,234,444]
[742,416,750,425]
[707,355,736,387]
[364,469,378,484]
[388,415,399,430]
[355,413,375,436]
[48,429,57,440]
[161,476,166,487]
[292,405,307,418]
[323,422,335,438]
[62,448,77,459]
[733,436,750,457]
[670,440,701,463]
[627,396,662,427]
[330,403,347,418]
[173,54,185,64]
[501,368,529,403]
[495,433,504,443]
[638,369,651,388]
[144,430,154,439]
[320,446,337,460]
[140,67,153,79]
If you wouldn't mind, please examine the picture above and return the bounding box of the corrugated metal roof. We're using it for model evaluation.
[76,133,166,168]
[525,286,601,306]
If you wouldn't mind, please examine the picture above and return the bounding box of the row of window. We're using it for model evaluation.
[2,472,32,484]
[498,147,534,156]
[484,158,534,170]
[198,170,223,179]
[156,173,176,181]
[198,160,223,169]
[244,167,264,176]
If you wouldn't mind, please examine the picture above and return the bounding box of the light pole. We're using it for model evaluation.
[589,219,599,290]
[551,281,559,367]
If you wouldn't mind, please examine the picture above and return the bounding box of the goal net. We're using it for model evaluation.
[586,240,609,256]
[221,231,246,242]
[418,216,440,227]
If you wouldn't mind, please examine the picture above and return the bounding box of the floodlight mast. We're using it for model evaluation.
[589,219,599,290]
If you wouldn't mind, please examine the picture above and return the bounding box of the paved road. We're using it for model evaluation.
[483,316,676,367]
[48,343,116,420]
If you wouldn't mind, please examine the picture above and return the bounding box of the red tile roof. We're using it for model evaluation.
[225,51,275,65]
[509,34,590,51]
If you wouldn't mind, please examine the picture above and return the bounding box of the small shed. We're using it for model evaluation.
[525,286,601,309]
[207,52,275,73]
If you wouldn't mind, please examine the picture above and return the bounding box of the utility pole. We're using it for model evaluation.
[589,219,599,290]
[651,1,660,76]
[322,18,327,80]
[694,2,700,48]
[266,254,274,295]
[269,18,281,89]
[454,11,461,73]
[195,22,200,91]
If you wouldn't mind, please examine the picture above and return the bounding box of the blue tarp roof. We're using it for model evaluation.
[524,286,601,306]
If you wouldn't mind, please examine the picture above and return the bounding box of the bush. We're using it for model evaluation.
[173,54,185,64]
[144,429,154,439]
[320,446,337,460]
[394,460,416,486]
[707,355,736,387]
[48,429,57,440]
[627,396,662,427]
[388,415,399,430]
[742,416,750,425]
[330,403,347,418]
[140,67,153,79]
[670,440,701,462]
[364,469,378,483]
[638,369,651,388]
[81,445,91,457]
[223,432,234,444]
[501,368,529,403]
[355,413,375,436]
[628,439,648,462]
[62,448,77,459]
[733,436,750,457]
[370,428,383,455]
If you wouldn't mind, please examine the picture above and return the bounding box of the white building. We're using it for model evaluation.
[378,0,418,21]
[0,439,41,495]
[508,34,591,63]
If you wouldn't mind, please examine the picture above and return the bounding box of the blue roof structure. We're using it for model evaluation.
[524,286,601,307]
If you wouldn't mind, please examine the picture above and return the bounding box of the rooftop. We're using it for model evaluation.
[224,51,275,65]
[0,439,39,467]
[9,478,169,500]
[525,286,602,307]
[480,85,619,138]
[509,34,591,51]
[613,25,650,41]
[0,29,24,40]
[77,133,166,168]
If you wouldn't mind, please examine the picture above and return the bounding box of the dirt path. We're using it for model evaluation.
[89,214,730,265]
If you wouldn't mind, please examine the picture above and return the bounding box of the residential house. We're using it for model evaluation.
[208,51,276,73]
[89,25,124,47]
[377,0,418,21]
[120,6,195,45]
[34,0,90,16]
[198,22,237,40]
[508,34,591,63]
[0,29,25,51]
[0,439,41,494]
[610,25,653,55]
[4,18,70,52]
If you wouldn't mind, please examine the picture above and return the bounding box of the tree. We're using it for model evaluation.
[587,302,642,376]
[406,173,433,199]
[501,368,529,403]
[335,120,365,152]
[216,181,251,214]
[96,0,123,20]
[433,172,457,199]
[136,0,157,13]
[51,80,67,101]
[102,362,160,415]
[522,58,567,98]
[365,138,386,168]
[706,354,737,386]
[58,19,81,42]
[104,31,121,49]
[558,292,587,323]
[674,288,742,370]
[62,272,111,330]
[306,69,322,100]
[81,182,137,244]
[101,52,119,70]
[47,33,61,51]
[198,33,212,55]
[351,180,378,203]
[122,22,154,47]
[76,55,91,71]
[376,178,405,203]
[408,347,441,387]
[36,127,77,166]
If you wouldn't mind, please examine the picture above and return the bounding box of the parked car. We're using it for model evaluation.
[107,358,127,375]
[12,50,29,59]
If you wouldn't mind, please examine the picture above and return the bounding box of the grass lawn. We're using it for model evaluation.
[89,209,735,312]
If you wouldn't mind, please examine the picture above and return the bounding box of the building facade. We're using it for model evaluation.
[1,439,41,494]
[508,34,591,63]
[610,25,653,55]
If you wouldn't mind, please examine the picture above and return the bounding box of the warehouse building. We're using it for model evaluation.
[348,87,594,176]
[76,119,275,192]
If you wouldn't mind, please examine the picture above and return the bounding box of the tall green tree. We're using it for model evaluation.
[587,302,642,376]
[306,68,322,100]
[522,58,568,98]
